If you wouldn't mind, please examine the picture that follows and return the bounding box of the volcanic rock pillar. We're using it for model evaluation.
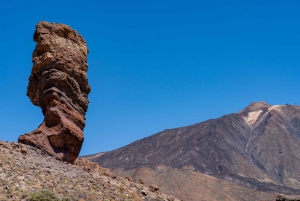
[18,21,91,163]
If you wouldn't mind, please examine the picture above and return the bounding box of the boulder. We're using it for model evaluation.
[18,21,90,164]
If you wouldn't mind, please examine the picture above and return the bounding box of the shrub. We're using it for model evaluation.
[27,189,60,201]
[61,197,72,201]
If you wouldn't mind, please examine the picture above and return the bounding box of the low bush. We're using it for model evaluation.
[27,189,60,201]
[61,197,72,201]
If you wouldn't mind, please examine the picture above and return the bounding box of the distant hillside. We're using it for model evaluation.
[89,102,300,201]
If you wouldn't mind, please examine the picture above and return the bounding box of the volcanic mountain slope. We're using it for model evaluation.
[89,102,300,201]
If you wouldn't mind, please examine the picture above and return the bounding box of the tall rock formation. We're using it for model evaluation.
[18,21,90,163]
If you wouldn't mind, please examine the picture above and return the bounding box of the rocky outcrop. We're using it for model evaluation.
[277,194,300,201]
[18,21,90,163]
[148,184,159,192]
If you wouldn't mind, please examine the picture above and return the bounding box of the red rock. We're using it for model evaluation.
[167,196,175,201]
[83,167,91,173]
[148,184,159,192]
[125,176,133,182]
[18,21,90,164]
[104,169,117,179]
[20,144,28,155]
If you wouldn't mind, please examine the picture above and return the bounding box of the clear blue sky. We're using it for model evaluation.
[0,1,299,155]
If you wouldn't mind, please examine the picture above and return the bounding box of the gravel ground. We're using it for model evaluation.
[0,141,178,201]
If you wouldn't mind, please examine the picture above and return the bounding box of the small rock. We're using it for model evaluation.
[21,144,28,154]
[19,180,26,191]
[83,167,91,173]
[125,176,133,182]
[17,176,25,181]
[141,190,148,196]
[0,172,6,180]
[148,184,159,192]
[104,170,117,179]
[9,186,15,194]
[167,196,175,201]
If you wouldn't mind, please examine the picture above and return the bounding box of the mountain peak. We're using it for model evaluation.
[238,101,271,114]
[91,100,300,201]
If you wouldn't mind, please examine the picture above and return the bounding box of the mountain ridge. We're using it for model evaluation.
[88,102,300,200]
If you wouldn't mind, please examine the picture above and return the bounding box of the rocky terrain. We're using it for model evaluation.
[18,21,91,163]
[111,165,278,201]
[276,195,300,201]
[0,140,178,201]
[89,102,300,201]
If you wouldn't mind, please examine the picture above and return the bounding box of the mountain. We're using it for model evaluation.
[88,102,300,201]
